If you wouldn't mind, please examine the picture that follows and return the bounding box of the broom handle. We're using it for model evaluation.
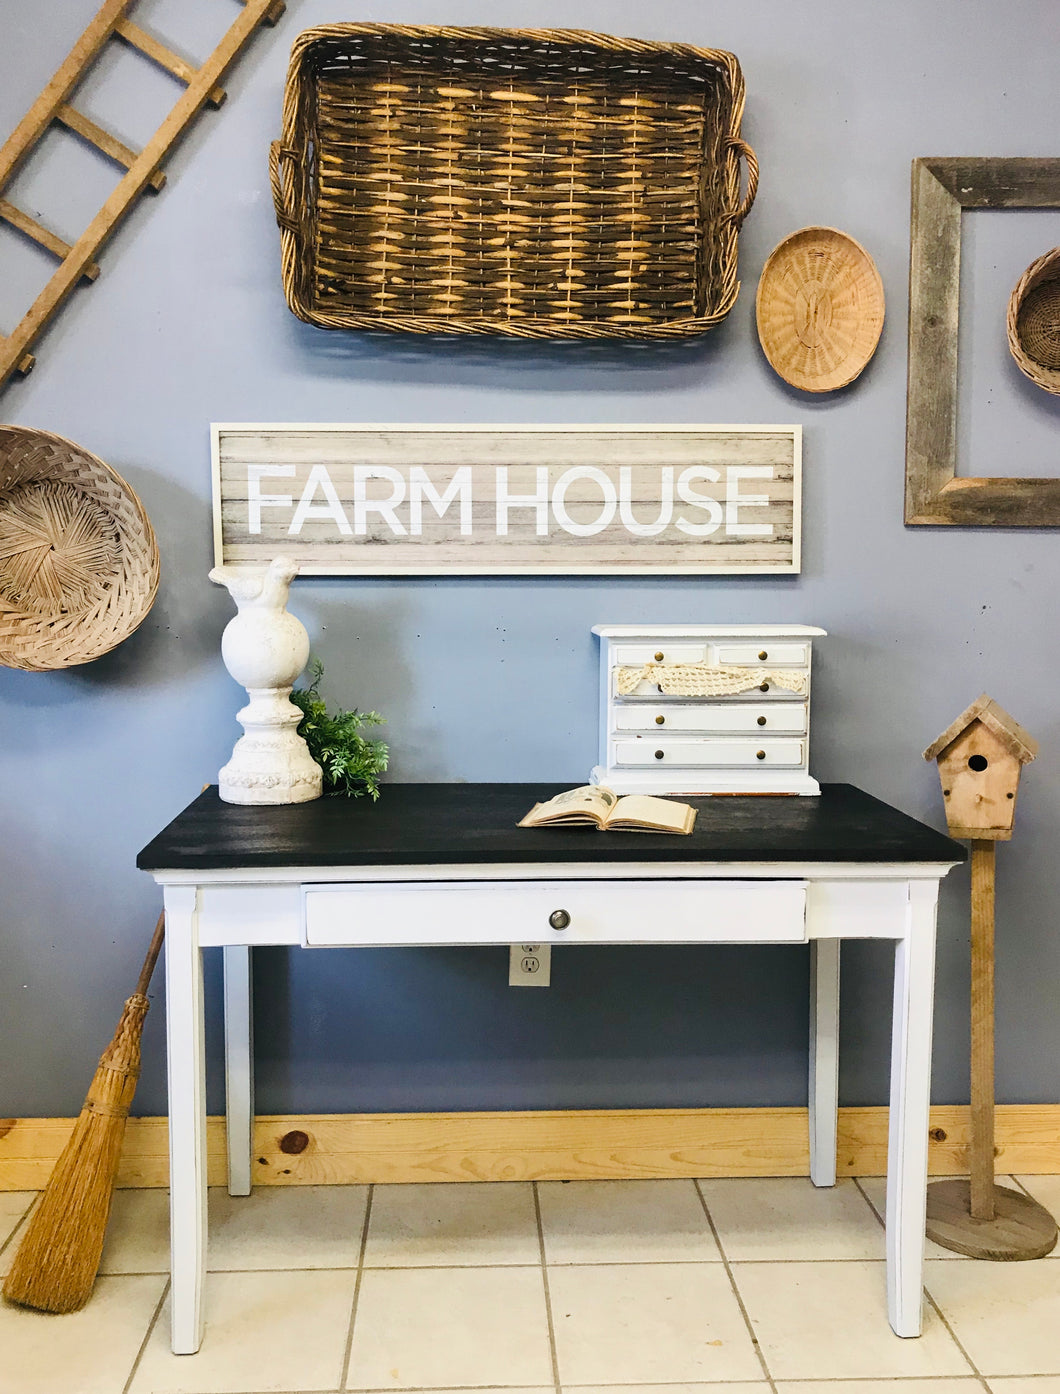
[134,911,166,999]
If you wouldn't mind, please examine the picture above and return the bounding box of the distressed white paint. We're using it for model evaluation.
[592,624,824,795]
[809,938,840,1187]
[212,424,802,575]
[151,857,954,1349]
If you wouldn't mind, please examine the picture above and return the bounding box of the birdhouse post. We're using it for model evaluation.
[922,696,1055,1258]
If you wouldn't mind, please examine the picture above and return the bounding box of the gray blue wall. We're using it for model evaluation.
[2,0,1059,1120]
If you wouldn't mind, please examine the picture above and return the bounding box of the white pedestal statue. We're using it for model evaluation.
[209,556,322,805]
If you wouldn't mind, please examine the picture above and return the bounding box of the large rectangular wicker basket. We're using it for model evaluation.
[269,24,758,340]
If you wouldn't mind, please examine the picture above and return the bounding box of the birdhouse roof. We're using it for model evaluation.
[923,694,1039,764]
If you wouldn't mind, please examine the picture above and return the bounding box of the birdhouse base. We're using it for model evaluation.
[926,1180,1058,1260]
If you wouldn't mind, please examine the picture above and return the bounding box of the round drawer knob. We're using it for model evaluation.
[549,909,570,930]
[654,651,664,662]
[655,715,665,725]
[759,682,769,692]
[654,749,665,760]
[758,650,768,661]
[757,715,767,726]
[756,749,766,760]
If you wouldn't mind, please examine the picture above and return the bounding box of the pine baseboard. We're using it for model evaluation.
[2,1105,1058,1190]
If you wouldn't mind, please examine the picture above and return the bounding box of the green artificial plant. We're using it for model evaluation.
[290,660,388,799]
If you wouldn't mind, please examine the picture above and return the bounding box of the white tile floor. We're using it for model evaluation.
[1,1176,1058,1394]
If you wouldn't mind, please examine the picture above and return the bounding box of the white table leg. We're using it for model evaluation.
[887,880,940,1338]
[164,885,207,1354]
[223,945,254,1197]
[809,938,840,1187]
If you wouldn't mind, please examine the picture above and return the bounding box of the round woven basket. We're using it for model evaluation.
[0,426,160,671]
[755,226,885,392]
[1007,247,1060,394]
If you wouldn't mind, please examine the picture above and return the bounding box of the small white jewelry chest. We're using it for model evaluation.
[591,624,826,795]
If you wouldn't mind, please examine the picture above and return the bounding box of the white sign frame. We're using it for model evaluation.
[212,424,802,576]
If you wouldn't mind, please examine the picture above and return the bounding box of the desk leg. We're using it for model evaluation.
[809,939,840,1187]
[164,886,207,1355]
[887,881,939,1339]
[223,946,254,1197]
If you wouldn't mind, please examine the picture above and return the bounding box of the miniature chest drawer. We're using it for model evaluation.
[614,703,807,735]
[612,642,707,666]
[712,642,808,667]
[614,738,805,768]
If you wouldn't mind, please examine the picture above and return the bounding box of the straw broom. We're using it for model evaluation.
[3,910,165,1313]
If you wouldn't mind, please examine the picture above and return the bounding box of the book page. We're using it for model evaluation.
[604,794,696,834]
[518,785,618,827]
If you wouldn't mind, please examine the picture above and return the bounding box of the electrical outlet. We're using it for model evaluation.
[509,942,551,986]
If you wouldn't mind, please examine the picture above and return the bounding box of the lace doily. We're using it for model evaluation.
[616,661,807,698]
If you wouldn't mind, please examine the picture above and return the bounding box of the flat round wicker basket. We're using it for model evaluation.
[1007,247,1060,394]
[755,226,885,392]
[0,426,160,671]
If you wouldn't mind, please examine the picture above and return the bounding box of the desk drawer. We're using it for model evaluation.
[303,880,807,947]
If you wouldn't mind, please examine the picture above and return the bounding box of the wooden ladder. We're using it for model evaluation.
[0,0,285,395]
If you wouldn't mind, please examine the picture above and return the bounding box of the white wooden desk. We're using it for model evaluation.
[138,782,963,1355]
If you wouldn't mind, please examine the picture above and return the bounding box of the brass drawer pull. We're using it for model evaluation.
[655,714,665,725]
[549,909,570,930]
[757,716,767,726]
[654,749,665,759]
[654,650,664,661]
[756,749,766,760]
[758,649,768,660]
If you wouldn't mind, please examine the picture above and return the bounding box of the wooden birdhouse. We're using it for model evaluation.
[923,694,1038,840]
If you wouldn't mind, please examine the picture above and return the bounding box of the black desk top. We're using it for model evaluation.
[138,783,965,872]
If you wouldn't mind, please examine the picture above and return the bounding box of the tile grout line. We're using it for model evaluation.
[121,1276,170,1394]
[532,1181,563,1394]
[693,1178,779,1394]
[0,1193,39,1264]
[339,1183,375,1392]
[854,1175,886,1229]
[855,1175,990,1385]
[922,1286,992,1391]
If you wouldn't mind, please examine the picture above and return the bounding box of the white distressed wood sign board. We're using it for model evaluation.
[212,425,801,576]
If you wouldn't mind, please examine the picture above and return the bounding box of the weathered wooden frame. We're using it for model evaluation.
[905,157,1060,527]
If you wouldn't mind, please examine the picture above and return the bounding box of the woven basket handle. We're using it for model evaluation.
[269,141,300,236]
[724,137,759,230]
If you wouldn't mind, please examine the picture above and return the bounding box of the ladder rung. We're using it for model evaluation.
[114,19,227,108]
[0,200,100,281]
[57,104,166,192]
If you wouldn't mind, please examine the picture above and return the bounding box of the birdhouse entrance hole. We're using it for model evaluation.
[968,755,989,771]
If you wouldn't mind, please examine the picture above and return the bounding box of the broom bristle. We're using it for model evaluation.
[2,993,149,1313]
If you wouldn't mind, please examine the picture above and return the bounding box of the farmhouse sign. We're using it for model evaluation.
[212,425,801,575]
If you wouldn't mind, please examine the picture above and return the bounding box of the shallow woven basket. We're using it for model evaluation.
[755,226,885,392]
[270,24,758,339]
[1007,247,1060,394]
[0,426,160,671]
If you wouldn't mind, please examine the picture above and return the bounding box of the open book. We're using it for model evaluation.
[518,785,697,835]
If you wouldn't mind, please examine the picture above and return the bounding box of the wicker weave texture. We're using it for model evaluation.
[1008,247,1060,394]
[271,24,758,339]
[0,426,159,671]
[755,227,885,393]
